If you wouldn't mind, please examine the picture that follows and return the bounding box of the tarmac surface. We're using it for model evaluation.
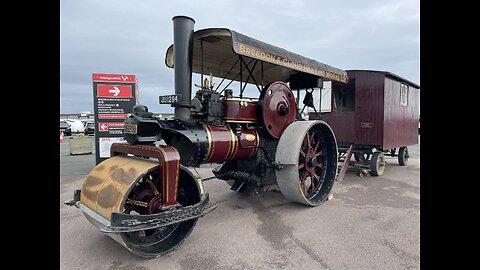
[60,136,420,270]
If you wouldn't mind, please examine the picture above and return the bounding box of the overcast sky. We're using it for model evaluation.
[60,0,419,114]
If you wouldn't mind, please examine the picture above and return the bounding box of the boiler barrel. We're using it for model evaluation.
[163,121,260,167]
[203,124,259,163]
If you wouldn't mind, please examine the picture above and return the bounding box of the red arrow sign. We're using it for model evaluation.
[97,84,132,98]
[98,122,109,132]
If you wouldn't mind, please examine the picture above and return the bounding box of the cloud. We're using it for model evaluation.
[61,0,419,113]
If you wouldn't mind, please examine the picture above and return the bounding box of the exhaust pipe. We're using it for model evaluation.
[172,15,195,122]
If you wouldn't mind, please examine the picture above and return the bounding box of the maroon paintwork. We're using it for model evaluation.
[262,82,296,139]
[204,124,258,163]
[223,99,258,122]
[314,70,419,150]
[320,112,355,143]
[109,143,180,207]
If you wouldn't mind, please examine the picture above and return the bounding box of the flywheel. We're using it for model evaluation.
[260,82,297,139]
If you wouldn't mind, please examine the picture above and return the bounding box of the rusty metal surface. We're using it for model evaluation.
[110,143,181,207]
[261,82,297,139]
[80,156,157,220]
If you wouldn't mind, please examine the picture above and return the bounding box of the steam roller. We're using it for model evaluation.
[65,15,349,258]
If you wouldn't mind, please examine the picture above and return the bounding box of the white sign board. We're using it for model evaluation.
[99,137,127,158]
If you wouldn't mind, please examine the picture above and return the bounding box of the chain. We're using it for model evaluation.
[193,167,217,182]
[201,176,217,182]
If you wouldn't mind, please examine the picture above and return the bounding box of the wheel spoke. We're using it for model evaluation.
[315,163,323,168]
[126,198,148,207]
[298,163,305,169]
[300,149,306,157]
[312,140,320,158]
[302,134,308,148]
[146,176,160,195]
[300,172,307,194]
[310,172,316,190]
[314,150,323,157]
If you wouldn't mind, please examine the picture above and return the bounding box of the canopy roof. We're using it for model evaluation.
[165,28,348,86]
[347,70,420,89]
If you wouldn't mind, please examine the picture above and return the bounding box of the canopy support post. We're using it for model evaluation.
[200,39,204,89]
[239,56,243,98]
[215,57,240,92]
[239,57,261,94]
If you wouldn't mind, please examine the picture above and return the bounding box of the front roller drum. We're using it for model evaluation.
[275,121,338,206]
[79,155,204,258]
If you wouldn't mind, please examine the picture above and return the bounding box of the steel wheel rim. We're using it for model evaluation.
[377,154,386,174]
[122,171,179,244]
[298,129,326,199]
[275,120,338,206]
[120,167,200,258]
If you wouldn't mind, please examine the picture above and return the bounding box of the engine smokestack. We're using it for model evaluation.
[172,15,195,122]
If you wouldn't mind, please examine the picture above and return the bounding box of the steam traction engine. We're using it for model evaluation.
[66,16,349,258]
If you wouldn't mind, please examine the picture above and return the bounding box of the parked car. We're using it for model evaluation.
[60,120,72,136]
[84,122,95,135]
[81,119,94,127]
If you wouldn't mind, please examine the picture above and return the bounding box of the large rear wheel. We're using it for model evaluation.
[275,121,338,206]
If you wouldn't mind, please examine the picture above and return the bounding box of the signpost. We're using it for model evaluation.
[92,73,138,164]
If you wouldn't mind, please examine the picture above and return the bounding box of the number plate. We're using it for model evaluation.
[124,123,138,134]
[159,94,181,104]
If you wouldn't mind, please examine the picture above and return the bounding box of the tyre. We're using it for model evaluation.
[275,120,338,206]
[398,146,409,166]
[370,152,386,176]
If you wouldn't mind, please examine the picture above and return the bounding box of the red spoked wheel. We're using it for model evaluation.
[298,129,325,198]
[120,167,201,258]
[275,120,338,206]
